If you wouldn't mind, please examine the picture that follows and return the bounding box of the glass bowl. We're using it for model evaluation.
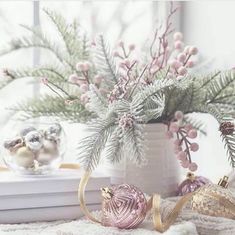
[1,120,65,175]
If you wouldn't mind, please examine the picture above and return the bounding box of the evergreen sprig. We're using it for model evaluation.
[94,34,119,85]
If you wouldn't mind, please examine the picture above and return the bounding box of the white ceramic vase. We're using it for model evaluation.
[100,123,181,197]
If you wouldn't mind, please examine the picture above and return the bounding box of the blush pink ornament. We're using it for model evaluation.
[178,172,211,196]
[101,184,147,229]
[188,129,198,139]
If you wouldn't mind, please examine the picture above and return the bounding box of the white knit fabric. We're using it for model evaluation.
[0,197,235,235]
[0,215,197,235]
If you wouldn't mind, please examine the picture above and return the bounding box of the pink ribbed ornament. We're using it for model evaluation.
[101,184,147,229]
[178,172,211,196]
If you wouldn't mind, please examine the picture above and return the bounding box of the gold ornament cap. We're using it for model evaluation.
[101,187,113,199]
[218,176,229,188]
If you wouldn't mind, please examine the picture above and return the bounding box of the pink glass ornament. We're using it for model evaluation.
[178,172,211,196]
[101,184,147,229]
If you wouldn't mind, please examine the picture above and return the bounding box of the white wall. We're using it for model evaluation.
[182,1,235,181]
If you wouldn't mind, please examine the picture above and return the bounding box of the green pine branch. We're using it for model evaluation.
[5,65,68,82]
[9,95,92,122]
[105,127,124,164]
[123,123,145,165]
[94,35,118,85]
[77,118,116,171]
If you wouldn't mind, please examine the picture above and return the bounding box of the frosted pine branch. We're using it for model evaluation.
[94,35,118,85]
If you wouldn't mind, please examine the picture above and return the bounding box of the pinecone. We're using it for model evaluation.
[219,121,235,135]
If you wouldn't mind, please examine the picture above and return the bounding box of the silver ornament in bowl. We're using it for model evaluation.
[2,121,65,175]
[25,131,43,151]
[3,137,23,152]
[44,123,62,141]
[20,126,36,137]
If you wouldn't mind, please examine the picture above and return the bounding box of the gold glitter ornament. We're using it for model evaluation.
[191,176,235,219]
[15,146,35,168]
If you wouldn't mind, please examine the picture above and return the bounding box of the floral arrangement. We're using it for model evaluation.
[0,4,235,172]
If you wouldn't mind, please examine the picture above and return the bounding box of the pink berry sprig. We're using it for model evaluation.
[169,32,198,78]
[166,111,199,172]
[113,41,137,71]
[67,61,106,107]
